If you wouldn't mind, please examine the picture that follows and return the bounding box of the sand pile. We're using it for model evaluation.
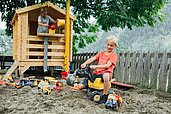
[0,85,171,114]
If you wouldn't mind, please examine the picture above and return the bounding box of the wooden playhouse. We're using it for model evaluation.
[4,2,76,78]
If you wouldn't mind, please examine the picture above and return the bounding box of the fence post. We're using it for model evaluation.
[167,63,171,92]
[124,51,131,83]
[158,51,168,91]
[130,51,137,84]
[143,51,151,88]
[2,56,5,69]
[151,51,159,89]
[120,52,125,83]
[136,52,144,85]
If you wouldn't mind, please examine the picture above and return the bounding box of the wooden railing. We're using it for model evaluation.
[72,51,171,92]
[0,56,14,70]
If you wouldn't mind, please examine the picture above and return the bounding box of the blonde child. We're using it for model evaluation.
[78,35,118,103]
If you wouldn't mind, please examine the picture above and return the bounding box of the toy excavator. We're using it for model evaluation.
[66,66,113,103]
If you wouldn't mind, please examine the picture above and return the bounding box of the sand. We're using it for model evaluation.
[0,85,171,114]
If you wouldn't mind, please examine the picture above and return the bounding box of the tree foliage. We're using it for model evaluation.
[0,0,167,53]
[0,29,12,55]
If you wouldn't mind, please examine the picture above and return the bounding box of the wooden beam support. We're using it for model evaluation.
[20,64,30,75]
[3,61,19,80]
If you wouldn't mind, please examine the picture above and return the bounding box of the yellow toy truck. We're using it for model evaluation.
[66,66,112,103]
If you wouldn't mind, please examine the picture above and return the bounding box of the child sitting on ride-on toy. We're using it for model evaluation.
[77,35,118,104]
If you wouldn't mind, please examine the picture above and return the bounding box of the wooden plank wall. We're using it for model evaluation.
[12,18,17,60]
[17,14,22,61]
[21,12,28,62]
[26,35,65,65]
[72,51,171,92]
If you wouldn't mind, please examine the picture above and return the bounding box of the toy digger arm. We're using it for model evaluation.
[86,69,94,82]
[76,66,95,82]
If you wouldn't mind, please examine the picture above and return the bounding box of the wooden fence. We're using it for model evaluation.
[0,56,14,70]
[1,51,171,92]
[72,51,171,93]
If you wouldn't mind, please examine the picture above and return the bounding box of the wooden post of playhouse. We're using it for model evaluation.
[64,0,70,72]
[44,36,48,72]
[3,60,19,80]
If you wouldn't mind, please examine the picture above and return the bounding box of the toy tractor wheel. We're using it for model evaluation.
[86,88,92,97]
[93,94,101,102]
[66,74,75,86]
[90,91,102,103]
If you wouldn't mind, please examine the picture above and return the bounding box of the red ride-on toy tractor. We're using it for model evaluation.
[66,66,114,103]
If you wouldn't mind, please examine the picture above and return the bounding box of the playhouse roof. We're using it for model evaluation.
[12,1,76,24]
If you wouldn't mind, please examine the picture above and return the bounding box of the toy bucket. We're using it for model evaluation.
[49,29,55,34]
[57,19,65,27]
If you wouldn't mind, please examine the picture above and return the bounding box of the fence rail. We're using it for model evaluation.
[72,51,171,92]
[0,56,14,70]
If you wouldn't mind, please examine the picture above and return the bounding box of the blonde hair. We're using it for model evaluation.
[106,35,118,47]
